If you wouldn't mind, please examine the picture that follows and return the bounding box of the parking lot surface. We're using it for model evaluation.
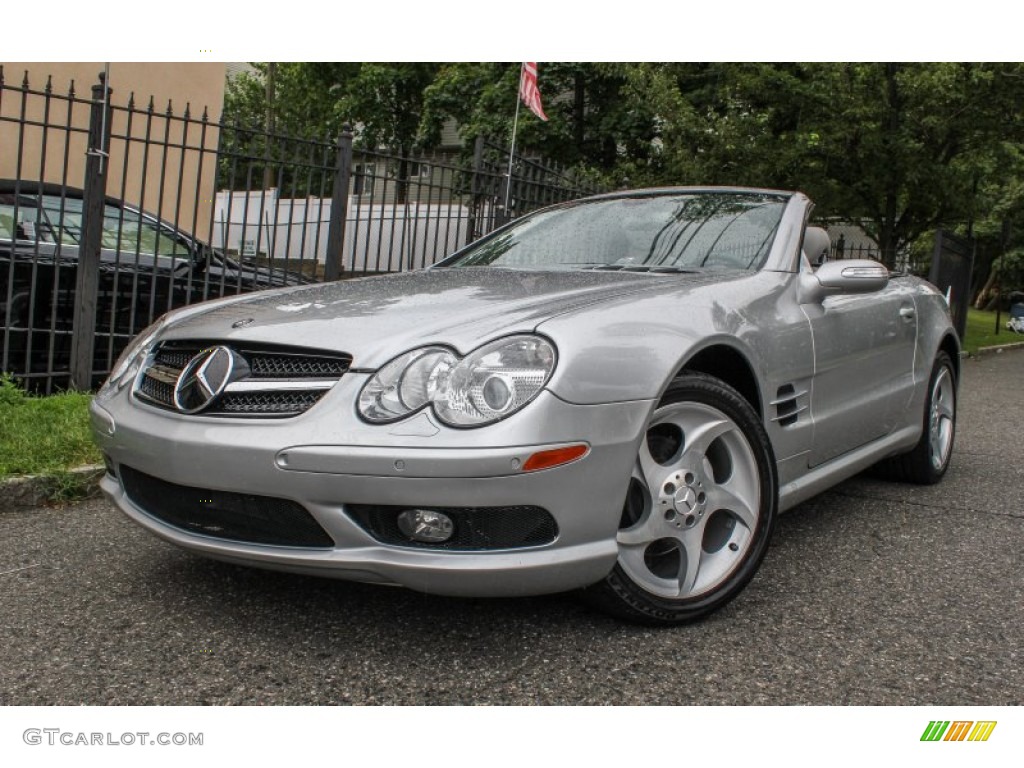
[1,351,1021,705]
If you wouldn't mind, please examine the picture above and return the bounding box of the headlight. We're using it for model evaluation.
[357,347,457,423]
[358,335,556,427]
[433,336,556,426]
[95,317,167,398]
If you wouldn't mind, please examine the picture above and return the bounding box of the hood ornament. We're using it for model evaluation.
[174,346,241,413]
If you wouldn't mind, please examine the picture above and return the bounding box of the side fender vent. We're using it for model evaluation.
[771,383,807,428]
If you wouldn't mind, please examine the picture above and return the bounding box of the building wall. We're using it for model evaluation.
[1,63,226,238]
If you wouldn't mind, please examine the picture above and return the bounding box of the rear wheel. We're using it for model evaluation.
[583,373,777,625]
[873,351,956,484]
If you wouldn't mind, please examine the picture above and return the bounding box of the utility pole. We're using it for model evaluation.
[263,62,276,190]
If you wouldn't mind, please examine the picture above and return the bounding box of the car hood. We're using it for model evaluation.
[160,267,734,368]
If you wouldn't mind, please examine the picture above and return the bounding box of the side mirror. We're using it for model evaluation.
[799,259,889,304]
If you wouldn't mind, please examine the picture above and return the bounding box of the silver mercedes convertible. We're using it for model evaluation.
[91,188,958,624]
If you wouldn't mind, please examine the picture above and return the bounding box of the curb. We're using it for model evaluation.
[0,464,105,513]
[971,339,1024,356]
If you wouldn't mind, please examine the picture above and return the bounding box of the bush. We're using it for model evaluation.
[0,373,26,407]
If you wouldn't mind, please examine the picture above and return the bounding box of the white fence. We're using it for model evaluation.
[212,190,474,274]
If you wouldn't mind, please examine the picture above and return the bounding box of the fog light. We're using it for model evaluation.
[397,509,455,543]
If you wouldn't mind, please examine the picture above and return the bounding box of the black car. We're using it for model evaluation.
[0,181,312,389]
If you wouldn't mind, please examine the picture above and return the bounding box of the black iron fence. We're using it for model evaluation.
[0,69,602,392]
[826,232,929,275]
[929,229,975,339]
[827,240,882,263]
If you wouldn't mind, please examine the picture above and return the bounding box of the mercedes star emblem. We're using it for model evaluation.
[173,346,237,413]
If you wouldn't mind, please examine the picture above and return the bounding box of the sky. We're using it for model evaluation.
[12,1,1018,62]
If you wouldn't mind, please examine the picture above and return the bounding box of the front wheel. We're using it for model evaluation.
[583,372,778,625]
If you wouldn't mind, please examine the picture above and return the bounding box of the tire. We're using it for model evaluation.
[582,372,778,625]
[872,351,956,485]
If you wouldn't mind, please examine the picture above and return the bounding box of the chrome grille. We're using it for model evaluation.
[156,348,193,370]
[248,353,349,378]
[218,390,326,415]
[138,374,175,407]
[135,341,351,418]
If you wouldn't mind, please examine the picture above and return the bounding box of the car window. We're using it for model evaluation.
[0,193,61,243]
[101,204,192,258]
[445,193,788,272]
[40,196,84,244]
[3,193,192,257]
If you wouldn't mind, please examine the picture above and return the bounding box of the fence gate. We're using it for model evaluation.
[929,230,974,340]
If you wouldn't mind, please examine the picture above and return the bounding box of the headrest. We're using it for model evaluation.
[803,227,831,266]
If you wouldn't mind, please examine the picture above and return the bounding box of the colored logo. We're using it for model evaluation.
[920,721,997,742]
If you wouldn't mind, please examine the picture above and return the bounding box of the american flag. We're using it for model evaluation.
[519,62,548,122]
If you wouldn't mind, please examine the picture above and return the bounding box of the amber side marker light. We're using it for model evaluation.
[522,444,589,472]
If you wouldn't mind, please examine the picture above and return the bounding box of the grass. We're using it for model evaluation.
[0,375,100,483]
[962,308,1024,355]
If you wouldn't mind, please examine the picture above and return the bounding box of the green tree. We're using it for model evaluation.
[419,62,660,175]
[219,63,358,193]
[223,63,359,138]
[796,63,1024,268]
[642,63,1024,268]
[340,63,440,202]
[967,142,1024,305]
[222,63,440,200]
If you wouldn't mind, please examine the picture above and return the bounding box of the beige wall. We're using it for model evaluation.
[1,63,226,238]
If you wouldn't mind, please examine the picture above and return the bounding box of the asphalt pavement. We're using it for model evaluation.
[1,351,1021,705]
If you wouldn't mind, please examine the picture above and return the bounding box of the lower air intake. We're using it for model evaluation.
[119,466,334,548]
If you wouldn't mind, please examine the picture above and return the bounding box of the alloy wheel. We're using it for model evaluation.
[617,401,761,600]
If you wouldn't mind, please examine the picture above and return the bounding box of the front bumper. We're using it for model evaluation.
[92,373,653,597]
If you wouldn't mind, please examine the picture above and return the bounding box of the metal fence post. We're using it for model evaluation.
[323,125,353,281]
[69,73,111,390]
[467,135,485,241]
[930,229,974,340]
[928,230,943,288]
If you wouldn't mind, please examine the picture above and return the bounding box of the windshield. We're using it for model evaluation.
[445,192,788,272]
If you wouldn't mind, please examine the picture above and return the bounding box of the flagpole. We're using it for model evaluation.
[504,62,525,215]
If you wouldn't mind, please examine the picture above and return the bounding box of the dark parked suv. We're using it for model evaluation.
[1,181,312,390]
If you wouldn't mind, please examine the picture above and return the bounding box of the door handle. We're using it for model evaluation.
[899,306,915,320]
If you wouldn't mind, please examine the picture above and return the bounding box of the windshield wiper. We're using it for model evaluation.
[585,264,701,274]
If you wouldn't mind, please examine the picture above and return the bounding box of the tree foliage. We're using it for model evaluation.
[619,63,1024,267]
[224,63,439,149]
[420,63,660,173]
[221,63,440,199]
